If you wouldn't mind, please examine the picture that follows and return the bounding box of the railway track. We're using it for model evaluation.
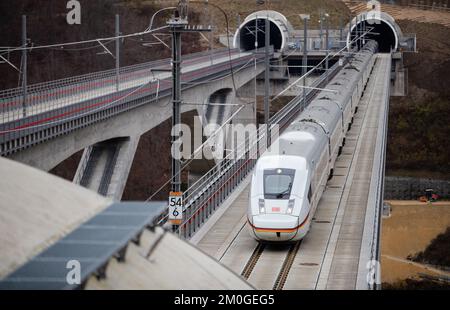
[241,243,265,279]
[197,50,385,290]
[273,241,302,290]
[235,64,342,289]
[240,240,302,290]
[208,61,345,290]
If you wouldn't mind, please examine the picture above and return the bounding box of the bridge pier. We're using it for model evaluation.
[74,136,139,200]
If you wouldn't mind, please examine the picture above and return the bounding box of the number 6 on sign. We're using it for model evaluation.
[169,191,183,225]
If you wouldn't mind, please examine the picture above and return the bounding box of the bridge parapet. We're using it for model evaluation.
[356,54,391,290]
[0,48,261,159]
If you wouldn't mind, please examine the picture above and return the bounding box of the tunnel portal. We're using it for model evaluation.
[347,11,403,53]
[234,10,293,52]
[351,20,397,52]
[237,19,283,51]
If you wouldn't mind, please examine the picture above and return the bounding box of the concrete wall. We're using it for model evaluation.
[384,176,450,199]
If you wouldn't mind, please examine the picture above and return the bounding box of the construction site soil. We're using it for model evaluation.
[381,200,450,289]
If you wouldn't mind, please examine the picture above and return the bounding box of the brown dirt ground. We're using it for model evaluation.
[0,0,205,89]
[381,200,450,283]
[344,1,450,28]
[186,0,351,30]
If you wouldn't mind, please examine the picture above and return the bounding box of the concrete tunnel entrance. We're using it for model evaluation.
[205,88,232,125]
[351,20,397,52]
[237,19,283,51]
[234,10,293,52]
[347,11,403,53]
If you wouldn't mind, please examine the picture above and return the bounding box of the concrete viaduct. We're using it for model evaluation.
[0,10,413,201]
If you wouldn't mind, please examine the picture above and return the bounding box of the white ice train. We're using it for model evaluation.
[247,41,378,242]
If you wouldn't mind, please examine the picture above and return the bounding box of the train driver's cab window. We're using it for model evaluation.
[263,168,295,199]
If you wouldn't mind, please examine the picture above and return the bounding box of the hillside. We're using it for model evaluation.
[0,0,204,89]
[189,0,351,30]
[386,20,450,179]
[341,0,450,180]
[410,227,450,267]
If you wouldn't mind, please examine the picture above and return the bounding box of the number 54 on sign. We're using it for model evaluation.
[169,191,183,225]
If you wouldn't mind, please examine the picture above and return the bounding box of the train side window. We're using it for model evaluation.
[308,184,312,203]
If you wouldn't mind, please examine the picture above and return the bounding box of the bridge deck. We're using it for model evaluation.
[0,51,249,125]
[192,54,391,289]
[286,53,391,289]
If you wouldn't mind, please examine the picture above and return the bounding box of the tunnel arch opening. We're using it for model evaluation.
[347,12,402,53]
[205,88,233,125]
[236,19,283,51]
[350,20,397,53]
[233,10,293,52]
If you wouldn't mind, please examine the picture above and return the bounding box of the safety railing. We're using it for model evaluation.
[287,35,347,52]
[0,76,163,154]
[0,50,259,156]
[408,2,450,12]
[0,47,237,125]
[0,47,234,100]
[369,54,391,290]
[177,125,266,239]
[356,53,392,290]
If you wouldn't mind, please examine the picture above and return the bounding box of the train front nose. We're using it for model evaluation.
[250,214,304,242]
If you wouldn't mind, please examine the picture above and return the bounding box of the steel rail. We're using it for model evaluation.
[241,243,266,280]
[272,241,302,290]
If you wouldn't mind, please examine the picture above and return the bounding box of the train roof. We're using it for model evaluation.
[321,84,352,108]
[259,40,378,170]
[256,154,308,171]
[300,101,342,135]
[277,121,328,164]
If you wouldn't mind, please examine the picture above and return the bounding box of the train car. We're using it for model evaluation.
[247,41,378,242]
[247,121,328,242]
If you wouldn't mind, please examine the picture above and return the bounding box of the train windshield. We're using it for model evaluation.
[263,168,295,199]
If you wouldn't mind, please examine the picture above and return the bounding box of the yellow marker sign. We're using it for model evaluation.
[169,191,183,225]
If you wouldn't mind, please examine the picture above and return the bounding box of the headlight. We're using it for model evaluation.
[259,199,265,214]
[286,199,295,214]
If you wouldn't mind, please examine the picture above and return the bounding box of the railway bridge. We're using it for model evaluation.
[1,48,268,199]
[0,9,415,290]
